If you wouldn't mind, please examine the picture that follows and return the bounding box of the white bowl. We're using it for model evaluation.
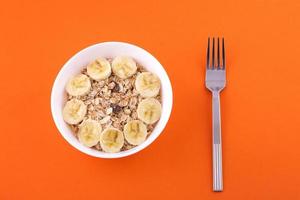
[51,42,173,158]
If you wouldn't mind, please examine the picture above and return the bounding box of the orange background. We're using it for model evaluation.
[1,0,300,199]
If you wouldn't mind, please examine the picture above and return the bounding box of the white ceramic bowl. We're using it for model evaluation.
[51,42,173,158]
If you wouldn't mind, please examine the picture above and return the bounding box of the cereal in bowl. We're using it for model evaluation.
[62,56,162,152]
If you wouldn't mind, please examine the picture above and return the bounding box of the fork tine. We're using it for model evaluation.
[217,38,220,69]
[222,38,225,69]
[212,38,215,69]
[207,37,210,69]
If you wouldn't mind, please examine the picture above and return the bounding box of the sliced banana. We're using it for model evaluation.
[87,58,111,80]
[135,72,161,97]
[124,120,147,145]
[63,99,87,124]
[78,119,102,147]
[100,128,124,153]
[137,98,162,124]
[112,56,137,79]
[66,74,91,96]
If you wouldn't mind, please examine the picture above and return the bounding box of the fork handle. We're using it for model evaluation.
[212,91,223,191]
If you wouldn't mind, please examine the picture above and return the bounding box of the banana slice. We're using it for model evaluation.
[63,99,87,124]
[87,58,111,80]
[78,119,102,147]
[137,98,162,124]
[135,72,161,97]
[112,56,137,79]
[66,74,91,96]
[100,128,124,153]
[124,120,147,145]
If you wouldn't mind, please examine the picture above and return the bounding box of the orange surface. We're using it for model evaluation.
[1,0,300,199]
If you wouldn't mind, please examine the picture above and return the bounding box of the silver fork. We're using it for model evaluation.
[205,37,226,192]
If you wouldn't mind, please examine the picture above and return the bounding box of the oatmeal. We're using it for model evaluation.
[62,56,162,152]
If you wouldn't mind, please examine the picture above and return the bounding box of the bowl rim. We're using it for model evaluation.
[51,41,173,158]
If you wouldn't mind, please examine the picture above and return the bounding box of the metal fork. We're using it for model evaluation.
[205,37,226,192]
